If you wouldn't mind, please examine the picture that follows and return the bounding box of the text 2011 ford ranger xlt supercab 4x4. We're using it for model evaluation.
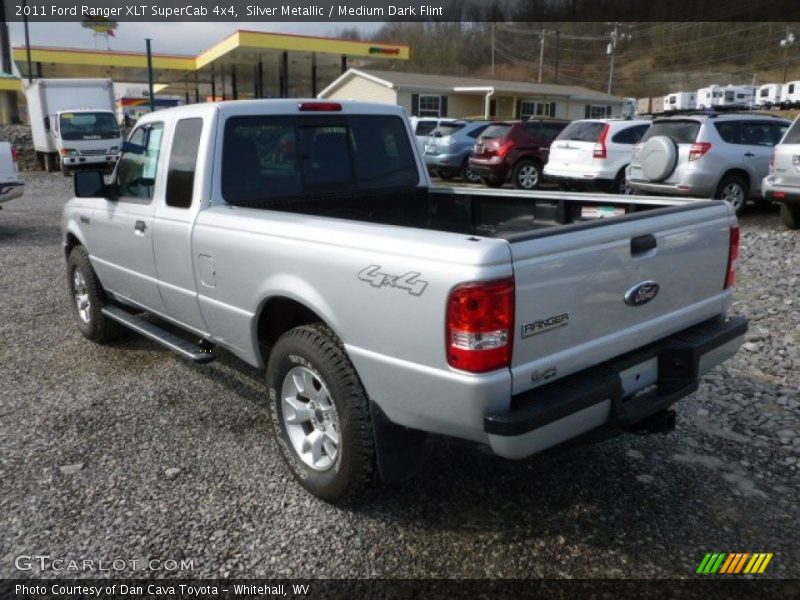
[62,100,747,504]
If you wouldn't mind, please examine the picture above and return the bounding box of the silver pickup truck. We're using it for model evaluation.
[63,100,747,504]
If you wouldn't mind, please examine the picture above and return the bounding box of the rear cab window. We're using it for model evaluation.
[222,115,419,205]
[479,124,512,140]
[643,120,701,145]
[166,118,204,209]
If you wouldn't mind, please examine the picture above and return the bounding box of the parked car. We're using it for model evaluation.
[422,120,490,183]
[0,142,24,210]
[469,118,570,189]
[63,99,746,504]
[762,116,800,229]
[543,119,651,193]
[627,113,791,214]
[409,116,456,138]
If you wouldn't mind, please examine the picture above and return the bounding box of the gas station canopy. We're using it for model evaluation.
[12,29,410,100]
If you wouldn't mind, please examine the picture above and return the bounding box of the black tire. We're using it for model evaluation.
[461,160,481,184]
[512,159,542,190]
[66,246,121,342]
[481,176,504,188]
[781,203,800,230]
[612,169,630,195]
[267,323,376,505]
[714,175,748,216]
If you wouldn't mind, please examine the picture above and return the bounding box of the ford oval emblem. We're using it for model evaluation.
[624,281,659,306]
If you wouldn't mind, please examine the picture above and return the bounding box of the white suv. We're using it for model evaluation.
[544,119,651,193]
[762,116,800,229]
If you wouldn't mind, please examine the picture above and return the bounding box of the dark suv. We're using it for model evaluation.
[469,118,570,189]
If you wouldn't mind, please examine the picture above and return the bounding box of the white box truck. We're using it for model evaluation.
[25,79,122,175]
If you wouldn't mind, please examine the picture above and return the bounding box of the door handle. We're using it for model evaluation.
[631,234,657,256]
[744,152,755,157]
[134,220,147,233]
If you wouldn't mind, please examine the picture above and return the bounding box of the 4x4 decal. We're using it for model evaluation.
[357,265,428,296]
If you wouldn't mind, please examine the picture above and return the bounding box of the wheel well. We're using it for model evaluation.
[256,297,326,360]
[717,169,750,194]
[514,156,542,170]
[65,233,81,260]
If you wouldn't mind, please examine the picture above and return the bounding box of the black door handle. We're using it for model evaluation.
[744,152,755,157]
[134,220,147,233]
[631,234,657,256]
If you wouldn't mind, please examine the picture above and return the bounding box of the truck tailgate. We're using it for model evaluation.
[507,202,734,395]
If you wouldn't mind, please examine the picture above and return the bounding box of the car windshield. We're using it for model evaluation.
[479,124,512,140]
[555,121,606,142]
[643,120,702,144]
[429,123,467,137]
[59,112,120,141]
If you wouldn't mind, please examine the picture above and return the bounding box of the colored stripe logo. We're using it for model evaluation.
[368,47,401,55]
[696,552,773,574]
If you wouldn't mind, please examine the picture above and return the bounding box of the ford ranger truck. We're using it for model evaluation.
[62,100,747,504]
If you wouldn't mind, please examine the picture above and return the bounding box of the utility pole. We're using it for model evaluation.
[491,23,495,78]
[780,26,796,84]
[554,30,560,84]
[606,23,631,95]
[538,28,545,83]
[22,0,33,83]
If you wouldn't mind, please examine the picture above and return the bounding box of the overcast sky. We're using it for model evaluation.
[7,21,382,54]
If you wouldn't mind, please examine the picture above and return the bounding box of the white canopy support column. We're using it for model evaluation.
[453,86,495,119]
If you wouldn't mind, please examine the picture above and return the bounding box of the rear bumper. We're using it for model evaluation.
[468,159,509,181]
[485,316,747,459]
[627,165,717,198]
[761,176,800,204]
[544,173,615,191]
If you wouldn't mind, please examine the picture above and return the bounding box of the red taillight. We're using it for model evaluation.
[724,226,739,289]
[593,124,610,159]
[297,102,342,112]
[446,278,514,373]
[495,139,516,158]
[10,145,17,164]
[689,142,712,161]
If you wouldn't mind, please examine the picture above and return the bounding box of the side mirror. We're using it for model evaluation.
[44,116,50,131]
[121,141,146,155]
[74,170,108,198]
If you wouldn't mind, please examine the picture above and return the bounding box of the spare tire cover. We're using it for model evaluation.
[639,135,678,182]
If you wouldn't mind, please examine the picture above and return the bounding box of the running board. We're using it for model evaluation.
[101,306,216,364]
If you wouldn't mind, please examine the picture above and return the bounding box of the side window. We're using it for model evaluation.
[116,123,164,200]
[166,118,204,209]
[612,124,649,145]
[467,125,489,139]
[783,119,800,144]
[714,121,741,144]
[771,123,790,145]
[741,122,775,147]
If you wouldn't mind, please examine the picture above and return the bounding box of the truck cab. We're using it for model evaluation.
[51,109,122,175]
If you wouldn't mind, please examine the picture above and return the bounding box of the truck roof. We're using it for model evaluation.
[135,99,408,125]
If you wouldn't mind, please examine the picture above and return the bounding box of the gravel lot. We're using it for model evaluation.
[0,173,798,579]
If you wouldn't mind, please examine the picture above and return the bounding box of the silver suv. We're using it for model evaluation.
[762,116,800,229]
[627,114,791,215]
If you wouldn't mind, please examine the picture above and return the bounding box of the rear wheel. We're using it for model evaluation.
[781,203,800,229]
[461,160,481,184]
[612,170,630,195]
[267,323,376,505]
[512,159,542,190]
[715,175,748,216]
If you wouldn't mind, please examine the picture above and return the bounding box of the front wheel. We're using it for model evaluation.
[66,246,120,342]
[781,203,800,229]
[267,324,376,505]
[715,175,748,216]
[512,159,542,190]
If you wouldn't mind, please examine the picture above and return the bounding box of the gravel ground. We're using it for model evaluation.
[0,173,798,579]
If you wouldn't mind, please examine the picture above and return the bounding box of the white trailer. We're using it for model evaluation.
[25,78,122,174]
[717,85,755,109]
[696,85,722,109]
[756,83,782,108]
[663,91,697,111]
[781,81,800,108]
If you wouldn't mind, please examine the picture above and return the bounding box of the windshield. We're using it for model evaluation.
[555,121,606,142]
[642,120,701,144]
[59,112,120,141]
